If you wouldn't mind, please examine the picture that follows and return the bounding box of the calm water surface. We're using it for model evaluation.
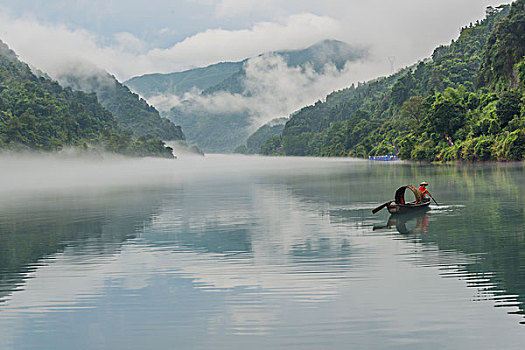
[0,155,524,349]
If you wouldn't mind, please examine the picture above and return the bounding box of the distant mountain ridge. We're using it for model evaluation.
[125,61,244,99]
[124,40,368,153]
[125,40,366,99]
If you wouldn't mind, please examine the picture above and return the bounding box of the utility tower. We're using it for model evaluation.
[388,56,396,74]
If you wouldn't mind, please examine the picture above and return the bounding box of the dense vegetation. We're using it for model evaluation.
[58,68,184,141]
[234,117,287,154]
[261,2,525,161]
[0,41,174,158]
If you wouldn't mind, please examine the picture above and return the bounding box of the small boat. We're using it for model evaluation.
[387,185,429,214]
[368,155,398,161]
[372,185,430,215]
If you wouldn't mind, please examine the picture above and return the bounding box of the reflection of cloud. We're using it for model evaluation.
[2,156,524,347]
[0,172,359,338]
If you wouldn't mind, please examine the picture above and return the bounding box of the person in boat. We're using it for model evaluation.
[419,182,431,202]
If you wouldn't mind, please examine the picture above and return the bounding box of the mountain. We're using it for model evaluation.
[125,61,244,99]
[201,40,367,96]
[125,40,364,99]
[125,40,367,153]
[261,2,524,161]
[0,40,174,158]
[234,117,288,154]
[276,39,367,71]
[56,64,184,141]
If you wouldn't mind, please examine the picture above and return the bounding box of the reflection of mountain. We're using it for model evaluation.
[1,159,524,346]
[141,180,354,265]
[0,189,166,304]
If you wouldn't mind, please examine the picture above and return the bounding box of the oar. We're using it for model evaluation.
[427,191,439,206]
[372,200,393,214]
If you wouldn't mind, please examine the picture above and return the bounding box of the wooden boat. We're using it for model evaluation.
[387,199,430,214]
[386,185,430,214]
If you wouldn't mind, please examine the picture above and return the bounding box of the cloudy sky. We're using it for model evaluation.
[0,0,510,81]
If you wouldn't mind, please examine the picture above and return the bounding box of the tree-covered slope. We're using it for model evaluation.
[478,2,525,89]
[263,3,524,161]
[125,61,244,99]
[0,41,174,158]
[57,66,184,141]
[234,117,288,154]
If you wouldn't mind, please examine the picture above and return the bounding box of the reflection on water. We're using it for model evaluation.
[373,210,431,235]
[0,156,524,349]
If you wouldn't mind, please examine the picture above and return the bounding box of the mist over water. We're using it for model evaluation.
[0,155,524,349]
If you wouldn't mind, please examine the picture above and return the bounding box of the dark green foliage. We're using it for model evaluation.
[236,118,286,154]
[478,0,525,89]
[427,88,467,138]
[267,3,524,162]
[259,135,282,155]
[0,41,174,158]
[496,89,522,125]
[58,70,184,141]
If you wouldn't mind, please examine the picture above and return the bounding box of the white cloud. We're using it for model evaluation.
[0,11,342,81]
[149,54,382,132]
[113,32,147,53]
[147,13,343,71]
[0,0,509,82]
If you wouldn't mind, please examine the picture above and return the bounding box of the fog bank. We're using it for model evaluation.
[0,153,362,196]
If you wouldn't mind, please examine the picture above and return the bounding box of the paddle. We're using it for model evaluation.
[372,200,393,214]
[427,191,439,206]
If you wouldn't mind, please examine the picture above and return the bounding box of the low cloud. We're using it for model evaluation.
[53,59,117,94]
[149,54,381,131]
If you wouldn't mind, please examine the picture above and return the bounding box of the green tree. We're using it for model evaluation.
[496,89,522,126]
[400,95,426,131]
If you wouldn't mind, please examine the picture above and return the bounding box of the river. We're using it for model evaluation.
[0,155,524,349]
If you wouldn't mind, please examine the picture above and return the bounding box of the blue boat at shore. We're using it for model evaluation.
[368,155,399,161]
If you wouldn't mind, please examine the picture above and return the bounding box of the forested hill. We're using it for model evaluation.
[262,1,525,161]
[56,66,185,141]
[0,41,174,158]
[125,61,244,99]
